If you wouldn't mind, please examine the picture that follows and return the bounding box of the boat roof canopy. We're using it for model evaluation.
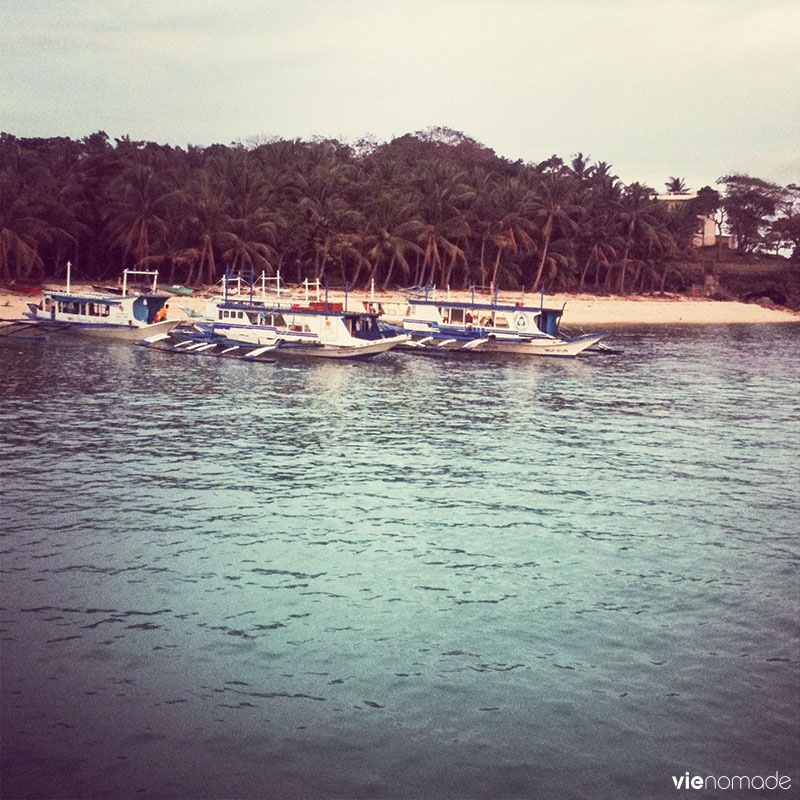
[47,292,126,304]
[408,298,563,315]
[218,299,379,318]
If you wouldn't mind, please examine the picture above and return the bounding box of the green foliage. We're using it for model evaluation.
[0,129,794,290]
[717,174,788,254]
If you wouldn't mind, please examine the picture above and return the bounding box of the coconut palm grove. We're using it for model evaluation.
[1,127,798,293]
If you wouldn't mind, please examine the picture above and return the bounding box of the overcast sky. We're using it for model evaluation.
[2,0,798,192]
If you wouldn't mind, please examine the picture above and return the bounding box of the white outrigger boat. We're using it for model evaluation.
[142,274,410,360]
[380,288,609,356]
[22,266,179,342]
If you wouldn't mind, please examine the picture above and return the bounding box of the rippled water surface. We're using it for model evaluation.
[2,325,799,799]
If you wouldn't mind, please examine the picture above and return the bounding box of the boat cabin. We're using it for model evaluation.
[210,299,387,343]
[407,299,564,336]
[35,292,169,324]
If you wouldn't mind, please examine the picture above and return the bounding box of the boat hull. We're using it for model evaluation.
[23,318,180,341]
[273,335,408,359]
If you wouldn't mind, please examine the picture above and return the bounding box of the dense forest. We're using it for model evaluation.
[1,127,798,294]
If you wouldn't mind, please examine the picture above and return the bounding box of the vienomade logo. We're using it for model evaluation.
[672,772,793,791]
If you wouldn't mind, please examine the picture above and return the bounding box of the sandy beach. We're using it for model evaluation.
[1,284,798,326]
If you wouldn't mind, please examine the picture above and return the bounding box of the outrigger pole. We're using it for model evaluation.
[121,267,158,296]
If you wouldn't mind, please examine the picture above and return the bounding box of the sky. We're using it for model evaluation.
[1,0,799,192]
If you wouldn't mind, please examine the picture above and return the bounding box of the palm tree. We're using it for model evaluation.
[665,176,689,193]
[464,173,533,292]
[224,203,284,277]
[577,211,623,291]
[366,222,425,290]
[328,232,370,287]
[530,172,582,291]
[0,171,48,281]
[614,183,659,294]
[279,143,365,284]
[412,160,473,288]
[180,171,234,286]
[104,163,177,269]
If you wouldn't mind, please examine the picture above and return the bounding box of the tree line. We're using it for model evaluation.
[1,127,798,293]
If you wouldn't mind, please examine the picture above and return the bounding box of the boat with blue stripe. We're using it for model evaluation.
[22,266,179,342]
[380,286,610,356]
[142,271,410,361]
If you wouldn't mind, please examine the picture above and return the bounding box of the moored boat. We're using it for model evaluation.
[22,266,180,342]
[200,296,410,359]
[380,288,609,356]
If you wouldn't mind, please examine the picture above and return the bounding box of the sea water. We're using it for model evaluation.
[1,325,798,799]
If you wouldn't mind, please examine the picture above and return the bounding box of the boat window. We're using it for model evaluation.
[272,314,286,327]
[238,311,244,319]
[449,308,464,324]
[44,297,51,311]
[495,314,510,328]
[101,304,110,317]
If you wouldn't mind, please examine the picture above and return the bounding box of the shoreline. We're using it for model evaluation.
[1,284,798,326]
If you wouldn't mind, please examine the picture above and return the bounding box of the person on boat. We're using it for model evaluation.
[155,305,168,323]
